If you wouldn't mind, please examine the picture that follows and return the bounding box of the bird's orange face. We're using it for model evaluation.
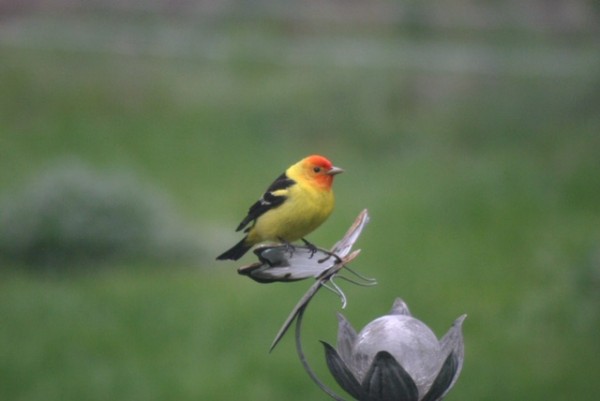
[303,155,344,189]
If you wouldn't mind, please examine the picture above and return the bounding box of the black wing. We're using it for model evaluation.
[236,172,296,232]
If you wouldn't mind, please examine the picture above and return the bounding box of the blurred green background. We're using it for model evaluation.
[1,1,599,400]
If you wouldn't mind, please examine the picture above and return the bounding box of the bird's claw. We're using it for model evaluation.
[300,238,343,263]
[301,238,319,259]
[278,237,297,258]
[317,250,343,264]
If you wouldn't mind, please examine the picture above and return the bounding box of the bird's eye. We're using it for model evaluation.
[313,167,321,173]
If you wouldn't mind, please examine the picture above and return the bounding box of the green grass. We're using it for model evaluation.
[1,17,600,401]
[0,268,337,401]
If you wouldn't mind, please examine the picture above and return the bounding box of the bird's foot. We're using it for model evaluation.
[300,238,343,264]
[278,237,297,258]
[300,238,319,259]
[317,250,343,264]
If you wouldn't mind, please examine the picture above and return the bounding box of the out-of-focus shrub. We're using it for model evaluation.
[0,161,202,269]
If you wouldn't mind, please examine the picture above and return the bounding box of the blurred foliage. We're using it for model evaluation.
[0,161,202,269]
[0,4,599,401]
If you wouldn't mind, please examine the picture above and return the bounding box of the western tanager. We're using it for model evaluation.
[216,155,343,261]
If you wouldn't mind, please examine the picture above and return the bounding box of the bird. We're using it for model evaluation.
[216,155,343,261]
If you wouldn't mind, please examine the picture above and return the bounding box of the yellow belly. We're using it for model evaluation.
[247,184,334,244]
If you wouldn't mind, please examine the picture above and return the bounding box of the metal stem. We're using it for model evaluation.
[295,303,347,401]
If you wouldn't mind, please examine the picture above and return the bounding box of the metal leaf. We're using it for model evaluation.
[322,341,366,401]
[362,351,419,401]
[420,353,458,401]
[239,247,340,283]
[336,313,358,367]
[435,314,466,399]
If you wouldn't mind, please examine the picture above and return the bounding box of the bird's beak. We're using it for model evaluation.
[327,166,344,176]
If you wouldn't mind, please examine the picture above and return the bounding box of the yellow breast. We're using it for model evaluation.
[248,181,334,244]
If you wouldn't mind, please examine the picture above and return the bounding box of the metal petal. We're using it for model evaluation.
[420,352,458,401]
[330,209,370,258]
[435,314,466,399]
[439,315,466,358]
[336,313,358,367]
[238,246,338,283]
[362,351,419,401]
[389,298,412,316]
[322,341,366,401]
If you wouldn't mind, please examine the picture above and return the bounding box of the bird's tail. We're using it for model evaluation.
[216,237,252,261]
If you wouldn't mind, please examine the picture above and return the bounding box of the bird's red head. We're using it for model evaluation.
[300,155,344,189]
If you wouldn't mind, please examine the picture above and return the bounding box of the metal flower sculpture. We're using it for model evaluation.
[236,210,466,401]
[322,299,466,401]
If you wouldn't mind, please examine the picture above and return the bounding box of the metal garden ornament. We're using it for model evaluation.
[236,209,466,401]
